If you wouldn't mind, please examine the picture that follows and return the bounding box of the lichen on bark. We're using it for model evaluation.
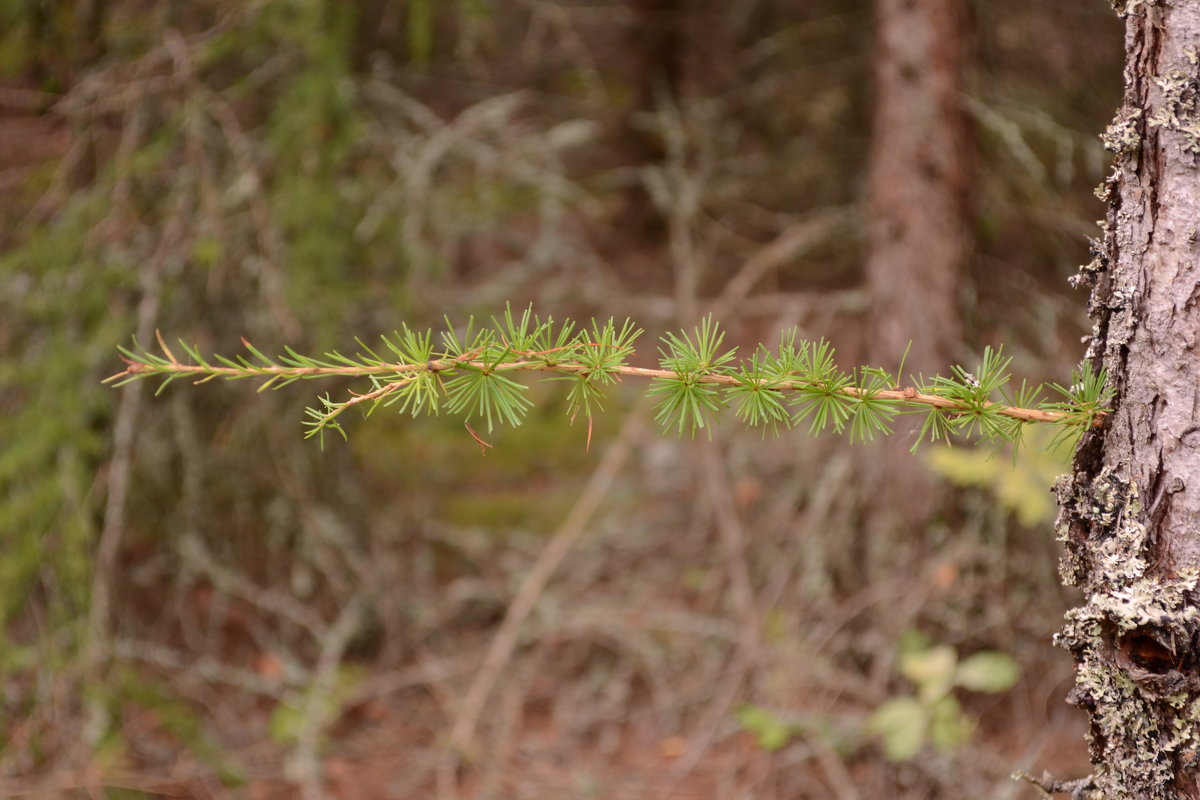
[1103,107,1145,156]
[1056,468,1200,799]
[1147,48,1200,156]
[1052,3,1200,797]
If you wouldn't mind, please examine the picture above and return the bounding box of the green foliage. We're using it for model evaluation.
[258,0,370,342]
[1,190,140,775]
[1,196,127,631]
[110,307,1111,451]
[921,346,1015,445]
[789,337,855,437]
[727,348,791,434]
[648,315,737,437]
[1,0,429,762]
[954,651,1022,693]
[559,317,641,424]
[926,426,1073,527]
[735,704,796,751]
[868,696,929,762]
[1045,361,1116,450]
[867,632,1019,762]
[734,704,856,755]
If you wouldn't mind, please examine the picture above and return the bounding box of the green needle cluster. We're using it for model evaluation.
[107,305,1113,451]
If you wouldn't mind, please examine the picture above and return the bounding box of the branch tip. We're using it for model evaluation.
[465,422,494,454]
[109,314,1109,446]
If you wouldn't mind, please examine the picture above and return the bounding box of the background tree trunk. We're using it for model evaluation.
[1056,3,1200,797]
[864,0,970,372]
[860,0,972,534]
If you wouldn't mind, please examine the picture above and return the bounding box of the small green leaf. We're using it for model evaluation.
[924,429,1072,527]
[735,704,794,751]
[955,651,1020,693]
[868,697,927,762]
[268,699,305,745]
[900,644,957,702]
[928,695,975,751]
[897,628,932,655]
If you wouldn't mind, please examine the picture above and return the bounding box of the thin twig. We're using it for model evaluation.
[112,639,287,699]
[85,180,189,746]
[1013,770,1096,800]
[716,207,853,312]
[109,350,1101,427]
[178,536,327,637]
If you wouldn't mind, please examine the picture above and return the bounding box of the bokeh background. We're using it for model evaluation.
[1,2,1122,798]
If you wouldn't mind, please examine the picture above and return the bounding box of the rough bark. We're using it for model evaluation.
[1055,2,1200,797]
[860,0,971,530]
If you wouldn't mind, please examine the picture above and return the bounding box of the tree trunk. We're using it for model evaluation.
[1055,3,1200,798]
[860,0,971,532]
[864,0,970,374]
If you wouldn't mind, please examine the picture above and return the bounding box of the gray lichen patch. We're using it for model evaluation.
[1087,466,1140,529]
[1071,227,1113,290]
[1149,51,1200,158]
[1095,257,1140,354]
[1056,482,1084,586]
[1062,570,1200,641]
[1102,107,1144,156]
[1110,0,1161,21]
[1057,466,1145,587]
[1058,570,1200,800]
[1067,652,1200,800]
[1056,466,1200,798]
[1094,165,1121,204]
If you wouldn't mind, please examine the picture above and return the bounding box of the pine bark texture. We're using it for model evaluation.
[1056,2,1200,797]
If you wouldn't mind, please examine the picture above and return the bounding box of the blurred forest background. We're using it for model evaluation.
[0,1,1124,798]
